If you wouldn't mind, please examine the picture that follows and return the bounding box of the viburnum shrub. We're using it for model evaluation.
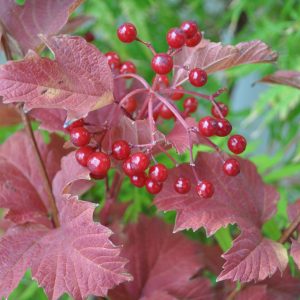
[0,1,300,299]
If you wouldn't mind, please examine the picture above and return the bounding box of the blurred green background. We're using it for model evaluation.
[2,0,300,298]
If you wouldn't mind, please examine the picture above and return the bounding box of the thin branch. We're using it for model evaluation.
[19,106,60,228]
[279,213,300,244]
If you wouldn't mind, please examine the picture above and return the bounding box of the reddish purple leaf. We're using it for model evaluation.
[167,117,209,154]
[0,131,67,225]
[173,39,277,86]
[0,196,131,300]
[60,15,94,34]
[0,102,21,126]
[154,152,286,282]
[0,0,83,54]
[217,230,287,282]
[259,70,300,89]
[0,35,114,121]
[109,216,213,300]
[291,239,300,270]
[237,270,300,300]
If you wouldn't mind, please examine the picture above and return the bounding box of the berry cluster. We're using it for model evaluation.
[68,20,248,199]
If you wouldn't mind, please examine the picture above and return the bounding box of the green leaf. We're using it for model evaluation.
[214,227,232,251]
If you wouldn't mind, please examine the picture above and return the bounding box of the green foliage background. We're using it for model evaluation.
[1,0,300,299]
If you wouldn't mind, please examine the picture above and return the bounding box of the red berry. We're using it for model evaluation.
[180,20,198,38]
[84,32,95,42]
[130,172,147,188]
[196,180,214,198]
[185,31,202,47]
[171,85,184,101]
[105,52,121,69]
[149,164,168,182]
[166,27,186,49]
[90,173,106,180]
[87,152,111,176]
[174,177,191,194]
[117,22,137,43]
[211,102,229,118]
[66,119,85,132]
[112,140,131,160]
[189,68,208,87]
[122,159,135,176]
[122,97,137,113]
[156,75,169,87]
[198,116,217,137]
[151,53,173,75]
[228,135,247,154]
[216,119,232,137]
[120,61,136,74]
[129,152,150,173]
[223,158,240,176]
[159,105,174,120]
[70,127,91,147]
[75,146,94,167]
[183,97,198,113]
[145,179,163,194]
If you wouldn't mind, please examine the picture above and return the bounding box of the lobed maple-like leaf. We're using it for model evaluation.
[0,35,114,121]
[259,70,300,89]
[236,270,300,300]
[217,230,287,282]
[0,0,83,54]
[0,132,132,299]
[109,216,213,300]
[0,196,131,300]
[173,39,277,86]
[0,131,67,225]
[155,152,287,282]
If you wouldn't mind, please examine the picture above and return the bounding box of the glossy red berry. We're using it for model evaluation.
[145,179,163,194]
[171,86,184,101]
[216,119,232,137]
[156,75,169,87]
[174,177,191,194]
[149,164,168,182]
[151,53,173,75]
[117,22,137,43]
[159,105,174,119]
[198,116,217,137]
[90,173,106,180]
[84,32,95,42]
[105,52,121,69]
[189,68,208,87]
[211,102,229,118]
[223,158,240,176]
[183,97,198,113]
[112,140,131,160]
[166,28,186,49]
[196,180,214,198]
[130,172,147,188]
[129,152,150,173]
[185,31,202,47]
[66,119,85,132]
[122,159,135,176]
[70,127,91,147]
[120,61,136,74]
[122,97,137,114]
[87,152,111,176]
[180,20,198,38]
[228,135,247,154]
[75,146,94,167]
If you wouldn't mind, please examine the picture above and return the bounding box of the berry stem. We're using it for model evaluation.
[279,212,300,244]
[157,144,178,166]
[19,105,60,228]
[118,88,147,107]
[135,37,157,55]
[115,73,151,90]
